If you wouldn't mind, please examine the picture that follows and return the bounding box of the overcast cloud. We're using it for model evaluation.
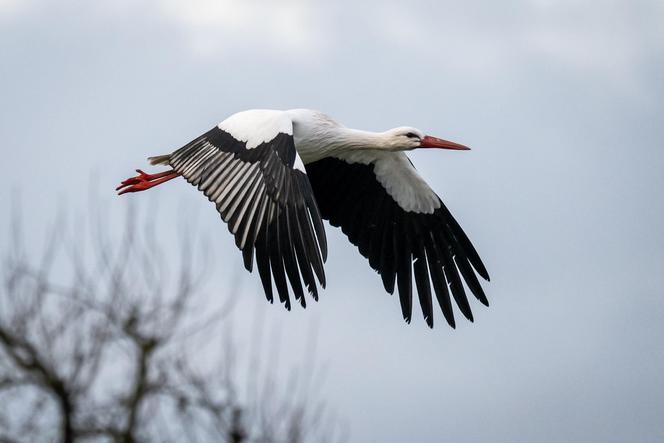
[1,1,663,441]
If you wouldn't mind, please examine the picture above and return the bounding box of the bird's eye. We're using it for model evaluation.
[405,132,418,139]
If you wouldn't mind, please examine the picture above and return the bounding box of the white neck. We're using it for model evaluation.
[295,126,392,163]
[287,109,409,163]
[330,127,390,150]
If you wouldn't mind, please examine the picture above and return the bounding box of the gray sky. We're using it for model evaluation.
[1,0,663,441]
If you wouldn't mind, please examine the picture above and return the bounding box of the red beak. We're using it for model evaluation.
[420,135,470,151]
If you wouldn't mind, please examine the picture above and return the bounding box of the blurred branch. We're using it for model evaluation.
[0,202,346,443]
[0,327,74,442]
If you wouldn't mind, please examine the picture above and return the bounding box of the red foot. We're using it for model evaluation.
[116,169,181,195]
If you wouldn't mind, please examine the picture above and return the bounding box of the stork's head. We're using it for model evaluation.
[384,126,470,152]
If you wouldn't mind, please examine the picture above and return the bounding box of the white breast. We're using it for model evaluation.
[287,109,343,163]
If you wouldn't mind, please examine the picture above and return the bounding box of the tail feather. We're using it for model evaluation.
[148,155,171,166]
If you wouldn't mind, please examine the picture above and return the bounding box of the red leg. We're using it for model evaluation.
[116,169,181,195]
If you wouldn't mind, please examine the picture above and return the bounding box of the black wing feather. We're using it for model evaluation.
[378,204,397,294]
[167,127,326,306]
[412,221,434,327]
[396,218,413,324]
[306,157,489,329]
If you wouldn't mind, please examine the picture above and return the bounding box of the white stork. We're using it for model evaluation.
[117,109,489,328]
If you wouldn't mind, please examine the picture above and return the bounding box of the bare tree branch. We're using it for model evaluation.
[0,202,346,443]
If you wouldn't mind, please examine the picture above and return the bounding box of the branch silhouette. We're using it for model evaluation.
[0,203,346,443]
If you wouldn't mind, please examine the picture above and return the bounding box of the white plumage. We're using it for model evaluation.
[336,150,440,214]
[219,109,293,149]
[117,109,489,328]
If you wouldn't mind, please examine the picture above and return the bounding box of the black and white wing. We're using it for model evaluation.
[161,110,327,309]
[305,151,489,328]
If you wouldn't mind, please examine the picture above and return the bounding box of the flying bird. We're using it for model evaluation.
[117,109,489,328]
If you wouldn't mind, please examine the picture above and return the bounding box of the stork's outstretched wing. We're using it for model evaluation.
[305,152,489,328]
[162,113,327,309]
